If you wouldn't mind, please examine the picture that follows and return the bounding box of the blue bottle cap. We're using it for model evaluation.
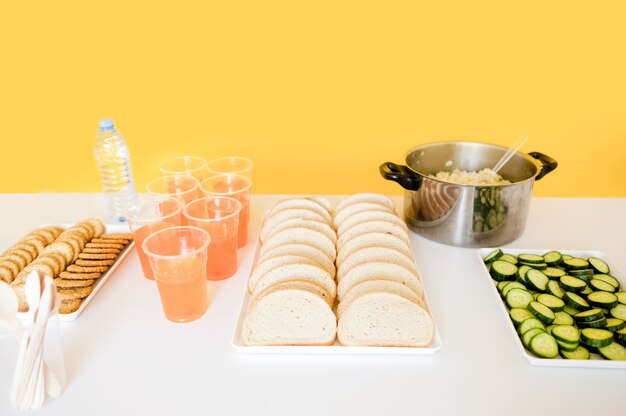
[99,119,115,130]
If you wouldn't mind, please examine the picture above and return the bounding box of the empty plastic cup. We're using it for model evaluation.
[159,156,209,183]
[206,156,253,179]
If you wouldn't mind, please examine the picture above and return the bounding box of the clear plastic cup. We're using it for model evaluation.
[206,156,253,179]
[199,175,252,247]
[146,175,200,206]
[125,195,183,280]
[142,226,210,323]
[183,196,242,280]
[159,156,209,183]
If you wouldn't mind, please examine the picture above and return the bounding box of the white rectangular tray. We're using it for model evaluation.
[233,223,442,355]
[477,248,626,369]
[15,224,134,322]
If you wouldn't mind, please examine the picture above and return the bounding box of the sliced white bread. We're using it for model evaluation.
[337,210,407,236]
[337,249,416,281]
[252,263,336,299]
[336,232,412,268]
[333,193,396,216]
[336,279,423,318]
[260,208,328,244]
[262,218,336,245]
[260,228,336,262]
[310,197,332,212]
[337,292,434,347]
[242,289,337,346]
[269,198,332,223]
[332,202,394,230]
[258,243,336,277]
[248,255,324,293]
[337,261,422,299]
[337,221,410,249]
[255,280,333,307]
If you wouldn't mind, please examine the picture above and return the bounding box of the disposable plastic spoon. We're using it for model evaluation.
[491,133,529,176]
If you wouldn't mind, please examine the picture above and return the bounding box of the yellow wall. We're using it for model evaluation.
[1,1,625,197]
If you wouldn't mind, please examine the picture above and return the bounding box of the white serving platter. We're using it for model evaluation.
[232,208,442,355]
[13,224,134,322]
[477,248,626,369]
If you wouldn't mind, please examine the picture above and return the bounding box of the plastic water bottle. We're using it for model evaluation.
[94,119,138,222]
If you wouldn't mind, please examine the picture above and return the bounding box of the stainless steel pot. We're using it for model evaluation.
[380,141,557,247]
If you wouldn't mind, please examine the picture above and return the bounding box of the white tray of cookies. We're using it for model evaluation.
[0,220,133,321]
[232,194,442,354]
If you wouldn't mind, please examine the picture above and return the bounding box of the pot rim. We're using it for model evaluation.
[403,140,543,188]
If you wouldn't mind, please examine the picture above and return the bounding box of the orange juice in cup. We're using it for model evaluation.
[206,156,253,179]
[142,226,210,323]
[126,196,183,279]
[183,196,241,280]
[199,174,251,247]
[159,156,209,183]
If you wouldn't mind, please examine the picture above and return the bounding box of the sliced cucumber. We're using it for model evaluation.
[611,304,626,321]
[580,328,614,348]
[520,262,547,270]
[547,280,565,299]
[563,305,581,315]
[560,345,590,360]
[510,308,535,327]
[490,260,518,282]
[598,342,626,361]
[581,286,593,295]
[573,308,605,323]
[588,257,610,274]
[587,291,618,309]
[568,269,594,281]
[616,292,626,305]
[593,274,620,289]
[589,279,617,293]
[556,338,579,352]
[518,318,546,335]
[516,265,532,284]
[537,293,565,312]
[528,301,556,324]
[506,288,533,309]
[543,251,563,266]
[553,311,575,325]
[522,327,545,349]
[551,325,580,343]
[578,317,608,329]
[616,328,626,345]
[605,318,626,332]
[529,332,559,358]
[543,267,567,279]
[563,292,590,310]
[499,254,518,265]
[559,275,587,293]
[501,282,527,298]
[563,258,590,271]
[483,248,504,264]
[518,254,545,264]
[527,269,549,292]
[562,255,574,261]
[497,281,511,293]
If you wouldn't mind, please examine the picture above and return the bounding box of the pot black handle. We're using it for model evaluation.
[528,152,558,181]
[379,162,422,191]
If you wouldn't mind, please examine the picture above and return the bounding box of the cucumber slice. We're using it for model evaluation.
[616,328,626,345]
[553,311,575,325]
[497,281,511,293]
[563,292,590,310]
[490,260,518,282]
[506,288,533,309]
[528,301,556,324]
[588,257,610,274]
[529,332,559,358]
[563,305,581,315]
[605,318,626,332]
[563,258,590,271]
[581,286,593,295]
[516,265,532,284]
[527,269,549,292]
[522,327,545,349]
[578,317,608,329]
[611,304,626,321]
[562,255,573,261]
[551,325,580,343]
[593,274,620,289]
[556,338,579,352]
[518,254,545,264]
[537,294,565,312]
[520,262,547,270]
[560,345,590,360]
[598,342,626,361]
[483,249,504,264]
[580,328,614,348]
[518,318,546,335]
[543,267,566,279]
[547,280,565,299]
[510,308,535,327]
[501,282,527,297]
[589,279,617,293]
[573,308,605,323]
[616,292,626,305]
[587,291,619,309]
[499,254,518,265]
[568,269,594,281]
[543,251,563,267]
[559,275,587,293]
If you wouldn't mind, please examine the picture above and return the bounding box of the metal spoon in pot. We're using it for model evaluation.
[491,133,529,176]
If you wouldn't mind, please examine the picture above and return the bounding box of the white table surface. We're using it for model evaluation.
[1,194,625,416]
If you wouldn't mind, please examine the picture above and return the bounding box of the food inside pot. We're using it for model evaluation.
[429,168,511,186]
